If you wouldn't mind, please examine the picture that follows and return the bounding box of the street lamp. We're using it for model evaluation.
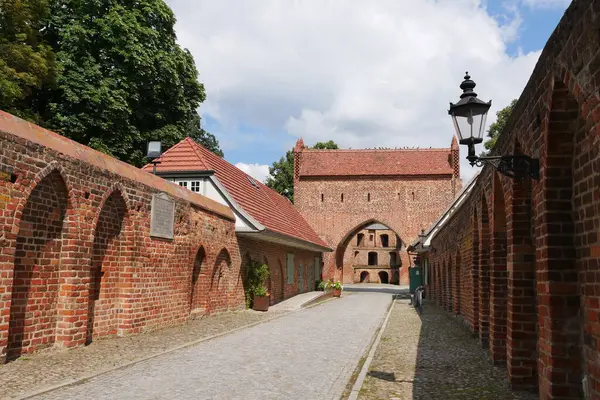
[147,141,162,175]
[448,72,539,180]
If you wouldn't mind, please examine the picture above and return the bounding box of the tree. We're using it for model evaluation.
[0,0,55,122]
[266,140,339,202]
[38,0,222,166]
[483,99,517,153]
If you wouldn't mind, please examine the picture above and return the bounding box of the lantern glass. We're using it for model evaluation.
[147,141,162,158]
[450,103,489,142]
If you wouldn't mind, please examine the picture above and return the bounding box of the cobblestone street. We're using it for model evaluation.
[0,310,285,399]
[357,298,539,400]
[22,289,394,400]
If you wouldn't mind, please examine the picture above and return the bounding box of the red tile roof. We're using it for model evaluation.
[142,138,330,250]
[298,148,454,177]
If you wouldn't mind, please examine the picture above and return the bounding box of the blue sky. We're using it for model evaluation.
[168,0,571,182]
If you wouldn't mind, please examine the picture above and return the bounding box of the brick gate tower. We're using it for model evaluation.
[294,138,460,285]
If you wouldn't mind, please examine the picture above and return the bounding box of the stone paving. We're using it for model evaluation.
[27,290,395,400]
[0,310,285,400]
[357,298,539,400]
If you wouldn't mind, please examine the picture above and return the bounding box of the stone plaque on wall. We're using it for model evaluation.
[150,192,175,239]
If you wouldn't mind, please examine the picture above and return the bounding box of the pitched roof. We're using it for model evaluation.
[142,138,330,250]
[297,148,454,177]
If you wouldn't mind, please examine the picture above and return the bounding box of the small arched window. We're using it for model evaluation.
[341,193,344,202]
[412,191,415,201]
[367,193,371,202]
[321,193,324,202]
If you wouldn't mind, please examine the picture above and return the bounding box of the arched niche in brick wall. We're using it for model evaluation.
[87,190,131,344]
[209,248,232,314]
[190,246,207,314]
[334,219,403,285]
[7,170,71,360]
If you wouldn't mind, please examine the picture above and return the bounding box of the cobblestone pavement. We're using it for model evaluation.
[1,310,285,400]
[29,290,396,400]
[357,299,539,400]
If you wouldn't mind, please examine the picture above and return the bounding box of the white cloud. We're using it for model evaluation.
[234,162,271,183]
[521,0,571,9]
[166,0,546,182]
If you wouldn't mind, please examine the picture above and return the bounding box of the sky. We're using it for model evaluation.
[165,0,571,183]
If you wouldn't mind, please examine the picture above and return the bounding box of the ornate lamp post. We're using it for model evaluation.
[448,72,539,180]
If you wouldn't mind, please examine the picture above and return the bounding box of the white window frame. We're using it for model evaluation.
[190,181,201,193]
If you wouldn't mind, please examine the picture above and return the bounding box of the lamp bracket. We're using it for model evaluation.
[471,154,539,180]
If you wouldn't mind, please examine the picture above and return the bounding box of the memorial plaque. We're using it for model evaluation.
[150,192,175,239]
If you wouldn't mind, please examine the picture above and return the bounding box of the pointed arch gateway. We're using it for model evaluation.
[190,246,208,314]
[86,189,132,344]
[8,170,71,360]
[334,219,404,285]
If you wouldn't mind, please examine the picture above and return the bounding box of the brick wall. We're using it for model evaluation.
[237,237,322,304]
[422,0,600,397]
[294,173,458,285]
[0,112,243,362]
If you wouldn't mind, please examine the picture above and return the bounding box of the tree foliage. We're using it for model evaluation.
[265,140,339,202]
[0,0,55,122]
[483,99,517,152]
[0,0,222,166]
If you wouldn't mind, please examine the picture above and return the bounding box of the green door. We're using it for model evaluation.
[298,264,304,293]
[409,266,423,294]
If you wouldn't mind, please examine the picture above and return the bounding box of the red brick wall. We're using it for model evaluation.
[294,173,458,285]
[238,237,322,304]
[0,115,244,362]
[422,1,600,397]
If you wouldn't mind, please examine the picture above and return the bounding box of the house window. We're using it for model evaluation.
[191,181,201,193]
[357,233,364,246]
[178,181,188,189]
[286,253,295,284]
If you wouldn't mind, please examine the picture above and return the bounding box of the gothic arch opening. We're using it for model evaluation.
[455,251,462,315]
[360,271,370,282]
[378,271,389,284]
[8,170,70,360]
[472,208,480,333]
[87,190,130,344]
[190,247,207,314]
[336,220,404,285]
[210,248,232,314]
[479,193,491,349]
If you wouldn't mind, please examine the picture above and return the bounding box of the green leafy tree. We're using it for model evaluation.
[266,140,339,202]
[483,99,517,153]
[39,0,221,166]
[0,0,55,122]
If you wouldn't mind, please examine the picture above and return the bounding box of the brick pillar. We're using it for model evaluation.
[453,254,461,315]
[479,197,490,349]
[0,183,18,363]
[54,207,89,349]
[506,156,538,391]
[536,81,582,399]
[489,174,508,365]
[472,212,480,335]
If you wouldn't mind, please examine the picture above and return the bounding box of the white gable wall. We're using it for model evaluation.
[165,176,253,231]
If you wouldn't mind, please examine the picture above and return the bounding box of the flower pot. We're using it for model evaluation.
[333,288,342,297]
[253,295,270,311]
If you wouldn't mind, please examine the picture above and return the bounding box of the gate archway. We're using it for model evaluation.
[360,271,370,283]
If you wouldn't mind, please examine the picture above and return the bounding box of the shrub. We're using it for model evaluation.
[245,260,270,308]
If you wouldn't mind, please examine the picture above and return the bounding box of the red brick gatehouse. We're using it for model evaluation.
[293,137,462,285]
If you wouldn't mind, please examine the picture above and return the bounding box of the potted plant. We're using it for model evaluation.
[246,260,270,311]
[253,285,270,311]
[326,280,343,297]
